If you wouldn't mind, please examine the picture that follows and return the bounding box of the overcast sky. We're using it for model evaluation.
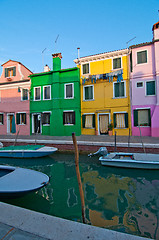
[0,0,159,75]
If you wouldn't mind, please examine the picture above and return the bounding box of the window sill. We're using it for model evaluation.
[83,99,94,101]
[64,124,75,126]
[113,96,126,99]
[43,99,51,101]
[42,124,50,126]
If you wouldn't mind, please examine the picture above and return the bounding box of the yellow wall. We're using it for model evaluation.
[80,55,131,136]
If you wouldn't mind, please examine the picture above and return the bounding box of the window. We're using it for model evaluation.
[42,112,50,125]
[82,114,95,128]
[114,82,125,98]
[22,89,29,101]
[134,109,151,127]
[82,63,89,74]
[137,82,143,88]
[146,81,155,96]
[16,113,26,125]
[83,85,94,100]
[113,58,121,69]
[5,67,16,77]
[65,83,74,99]
[34,87,41,101]
[137,50,147,64]
[63,111,75,125]
[0,113,4,125]
[43,86,51,100]
[114,113,128,128]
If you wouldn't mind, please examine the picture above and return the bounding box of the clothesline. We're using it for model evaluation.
[82,69,123,84]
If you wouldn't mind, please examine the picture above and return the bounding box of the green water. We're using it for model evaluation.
[1,152,159,239]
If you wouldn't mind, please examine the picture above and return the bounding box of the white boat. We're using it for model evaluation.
[0,165,49,198]
[99,152,159,169]
[0,145,57,158]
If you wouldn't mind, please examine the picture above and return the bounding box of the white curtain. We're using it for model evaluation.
[116,113,125,128]
[99,115,108,133]
[85,115,93,128]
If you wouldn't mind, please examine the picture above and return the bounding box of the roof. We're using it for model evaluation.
[129,39,159,49]
[1,60,33,74]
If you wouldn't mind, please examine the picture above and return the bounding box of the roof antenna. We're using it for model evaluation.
[42,48,46,70]
[54,34,59,53]
[77,47,80,64]
[126,37,136,48]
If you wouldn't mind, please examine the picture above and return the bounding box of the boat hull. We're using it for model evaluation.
[99,152,159,169]
[0,165,49,198]
[0,146,58,158]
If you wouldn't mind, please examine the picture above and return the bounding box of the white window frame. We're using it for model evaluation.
[136,49,148,65]
[113,81,126,98]
[81,62,90,75]
[112,57,122,70]
[0,112,4,125]
[42,111,51,126]
[114,111,127,129]
[34,87,41,101]
[43,85,51,100]
[83,85,94,101]
[64,83,74,99]
[63,110,75,126]
[21,88,29,101]
[145,80,156,96]
[136,81,144,88]
[17,112,27,125]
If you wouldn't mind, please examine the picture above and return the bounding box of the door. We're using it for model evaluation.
[33,114,41,134]
[7,114,14,133]
[99,114,109,135]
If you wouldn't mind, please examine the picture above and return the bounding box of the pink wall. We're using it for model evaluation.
[0,60,32,135]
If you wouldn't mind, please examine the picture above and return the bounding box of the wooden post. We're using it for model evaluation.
[114,131,117,152]
[72,132,86,224]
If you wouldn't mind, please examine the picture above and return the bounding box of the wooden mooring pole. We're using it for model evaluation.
[72,132,86,224]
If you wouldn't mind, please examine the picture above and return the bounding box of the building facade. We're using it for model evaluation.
[130,21,159,137]
[30,53,81,136]
[74,49,131,136]
[0,60,32,135]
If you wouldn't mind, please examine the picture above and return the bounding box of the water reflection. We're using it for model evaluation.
[1,152,159,239]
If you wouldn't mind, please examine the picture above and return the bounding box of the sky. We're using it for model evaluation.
[0,0,159,75]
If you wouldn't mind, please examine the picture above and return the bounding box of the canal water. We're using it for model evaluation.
[1,152,159,239]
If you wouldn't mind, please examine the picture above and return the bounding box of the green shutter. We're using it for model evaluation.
[16,113,20,125]
[125,113,128,128]
[148,109,151,126]
[115,83,119,97]
[13,67,16,76]
[133,110,138,126]
[113,113,116,128]
[92,114,95,128]
[82,115,85,128]
[5,68,8,77]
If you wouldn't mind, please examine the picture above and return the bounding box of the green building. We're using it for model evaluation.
[30,53,81,136]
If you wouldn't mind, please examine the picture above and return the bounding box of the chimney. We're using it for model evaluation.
[152,21,159,41]
[52,53,62,71]
[44,64,50,72]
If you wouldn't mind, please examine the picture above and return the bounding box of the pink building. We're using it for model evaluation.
[130,21,159,137]
[0,60,33,135]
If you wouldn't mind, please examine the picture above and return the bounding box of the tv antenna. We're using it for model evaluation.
[126,36,136,48]
[55,34,59,44]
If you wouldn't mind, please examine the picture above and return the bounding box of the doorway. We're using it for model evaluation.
[7,113,14,134]
[98,114,109,135]
[32,114,41,134]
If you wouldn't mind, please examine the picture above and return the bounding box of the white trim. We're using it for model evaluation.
[43,85,51,100]
[21,88,29,101]
[34,87,41,101]
[145,80,156,96]
[81,62,90,75]
[63,111,75,126]
[16,112,27,125]
[112,57,122,70]
[113,81,126,98]
[83,85,94,101]
[64,83,74,99]
[136,49,148,65]
[7,113,14,133]
[136,81,144,88]
[42,111,51,126]
[0,112,4,125]
[32,113,42,134]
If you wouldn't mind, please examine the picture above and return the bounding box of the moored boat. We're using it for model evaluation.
[0,165,49,198]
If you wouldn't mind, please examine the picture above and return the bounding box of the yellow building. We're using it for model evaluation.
[74,49,131,136]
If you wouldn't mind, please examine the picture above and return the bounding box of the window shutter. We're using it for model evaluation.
[24,113,27,124]
[13,67,16,76]
[72,112,75,125]
[2,114,3,124]
[5,68,8,77]
[133,110,138,126]
[124,113,128,128]
[16,113,20,124]
[148,109,151,126]
[113,113,116,128]
[63,112,65,125]
[82,115,85,128]
[115,84,119,97]
[92,114,95,128]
